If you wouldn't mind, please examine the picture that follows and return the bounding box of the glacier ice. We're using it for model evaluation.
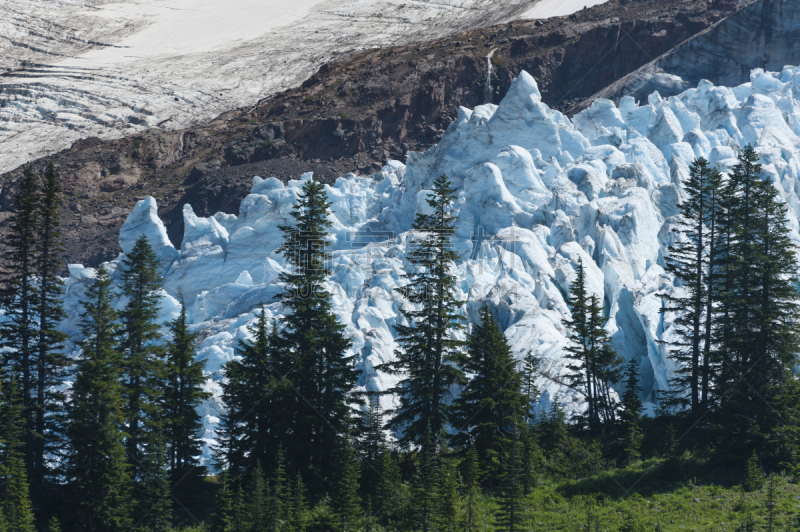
[57,66,800,464]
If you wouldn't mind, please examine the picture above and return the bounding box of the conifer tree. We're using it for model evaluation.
[272,175,361,490]
[621,359,643,463]
[520,350,541,423]
[0,378,35,532]
[712,146,800,460]
[334,439,362,532]
[286,474,308,532]
[412,424,437,532]
[375,445,403,525]
[382,174,466,454]
[495,419,525,532]
[135,433,171,532]
[663,158,717,414]
[462,445,480,532]
[245,461,270,532]
[358,397,385,496]
[519,426,541,495]
[32,161,69,489]
[563,261,622,431]
[0,166,39,480]
[433,453,459,532]
[163,300,210,485]
[217,308,276,477]
[452,305,526,483]
[119,235,165,478]
[67,267,132,531]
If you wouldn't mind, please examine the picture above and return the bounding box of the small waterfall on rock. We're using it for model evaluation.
[485,48,498,104]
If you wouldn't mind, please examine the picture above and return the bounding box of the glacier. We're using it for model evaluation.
[57,66,800,464]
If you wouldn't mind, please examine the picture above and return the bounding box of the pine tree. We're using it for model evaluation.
[119,235,166,479]
[452,305,526,484]
[743,450,763,492]
[272,175,361,491]
[217,307,277,478]
[462,445,480,532]
[32,161,69,490]
[433,452,459,532]
[286,474,308,532]
[712,145,800,461]
[67,266,132,531]
[563,260,622,431]
[163,300,210,486]
[0,378,35,532]
[621,359,643,463]
[520,350,541,424]
[663,157,718,414]
[382,174,466,454]
[245,461,270,532]
[0,166,39,482]
[134,432,171,532]
[333,439,362,532]
[375,445,403,525]
[495,419,525,532]
[358,396,385,496]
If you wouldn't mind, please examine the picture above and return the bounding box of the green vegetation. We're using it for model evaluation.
[2,149,800,530]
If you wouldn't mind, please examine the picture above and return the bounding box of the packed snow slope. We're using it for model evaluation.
[60,66,800,463]
[0,0,562,175]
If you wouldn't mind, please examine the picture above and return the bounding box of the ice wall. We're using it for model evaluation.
[60,67,800,463]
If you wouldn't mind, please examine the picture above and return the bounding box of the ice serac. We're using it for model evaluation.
[59,65,800,462]
[119,196,180,272]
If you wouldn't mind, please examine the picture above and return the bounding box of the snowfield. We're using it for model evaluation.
[518,0,609,20]
[57,66,800,464]
[0,0,561,175]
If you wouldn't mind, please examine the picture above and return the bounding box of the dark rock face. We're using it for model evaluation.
[585,0,800,105]
[0,0,765,270]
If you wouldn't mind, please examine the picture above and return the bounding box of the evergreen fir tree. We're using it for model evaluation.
[452,305,526,484]
[433,452,459,532]
[375,445,403,525]
[662,157,717,414]
[333,439,361,532]
[495,419,525,532]
[743,450,763,492]
[712,145,800,461]
[245,461,270,532]
[0,166,39,481]
[0,377,35,532]
[382,174,466,454]
[286,474,308,532]
[520,350,541,424]
[119,235,165,478]
[519,425,541,495]
[621,359,643,463]
[66,267,132,531]
[32,161,69,490]
[358,396,385,496]
[163,300,210,486]
[217,307,276,478]
[272,175,361,491]
[134,432,171,532]
[462,445,480,532]
[563,261,622,431]
[412,424,437,532]
[46,516,61,532]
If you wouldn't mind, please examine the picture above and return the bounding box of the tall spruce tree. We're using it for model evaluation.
[520,350,541,424]
[0,166,39,481]
[119,235,165,478]
[382,174,466,453]
[495,419,525,532]
[163,300,210,485]
[333,439,362,532]
[433,452,459,532]
[67,267,132,531]
[0,377,35,532]
[662,158,724,414]
[134,433,171,532]
[32,162,69,489]
[358,396,386,496]
[217,307,276,478]
[271,175,360,491]
[563,260,622,431]
[620,359,643,463]
[712,146,800,461]
[452,305,526,484]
